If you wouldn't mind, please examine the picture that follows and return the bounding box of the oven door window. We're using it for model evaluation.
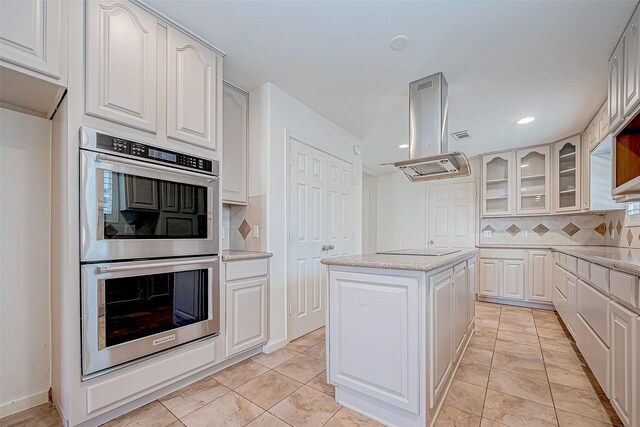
[101,269,209,348]
[101,170,207,239]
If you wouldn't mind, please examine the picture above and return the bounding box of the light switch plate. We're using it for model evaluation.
[522,230,529,237]
[253,226,259,238]
[483,231,492,238]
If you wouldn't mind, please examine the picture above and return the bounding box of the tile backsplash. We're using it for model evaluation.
[479,214,607,246]
[604,210,640,248]
[222,194,267,251]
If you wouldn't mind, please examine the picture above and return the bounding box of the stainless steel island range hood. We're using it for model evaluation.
[394,73,471,182]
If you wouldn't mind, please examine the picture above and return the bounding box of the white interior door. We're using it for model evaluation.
[288,138,354,340]
[428,182,476,248]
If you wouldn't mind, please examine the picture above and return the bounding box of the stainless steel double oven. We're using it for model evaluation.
[80,127,220,376]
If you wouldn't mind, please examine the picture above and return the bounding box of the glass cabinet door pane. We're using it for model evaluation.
[558,142,578,209]
[485,156,510,214]
[520,151,547,212]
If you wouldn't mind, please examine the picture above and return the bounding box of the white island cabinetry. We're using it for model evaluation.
[323,250,476,427]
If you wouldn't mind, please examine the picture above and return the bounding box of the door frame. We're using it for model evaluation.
[285,131,356,342]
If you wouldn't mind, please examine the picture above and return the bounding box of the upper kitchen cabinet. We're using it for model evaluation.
[482,152,513,216]
[516,146,550,214]
[222,82,248,205]
[609,40,625,132]
[553,135,581,213]
[598,102,609,142]
[0,0,67,118]
[624,7,640,117]
[167,26,221,151]
[86,0,158,133]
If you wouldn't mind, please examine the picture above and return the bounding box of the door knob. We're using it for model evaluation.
[322,245,329,252]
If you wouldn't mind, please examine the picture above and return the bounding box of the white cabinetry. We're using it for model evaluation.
[502,260,524,300]
[167,26,220,150]
[431,268,454,404]
[479,258,500,297]
[609,301,636,426]
[624,7,640,117]
[516,146,550,214]
[467,258,476,330]
[609,40,625,131]
[527,250,553,303]
[598,102,610,142]
[454,263,468,360]
[86,0,158,133]
[222,82,248,204]
[0,0,67,118]
[224,258,269,358]
[482,152,513,216]
[553,135,581,212]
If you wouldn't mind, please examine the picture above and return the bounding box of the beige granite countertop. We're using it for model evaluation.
[221,250,273,262]
[320,248,477,272]
[477,244,640,276]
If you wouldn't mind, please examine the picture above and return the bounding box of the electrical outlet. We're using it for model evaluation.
[483,230,492,238]
[522,230,529,237]
[253,226,259,238]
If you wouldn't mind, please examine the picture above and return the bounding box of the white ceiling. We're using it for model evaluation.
[146,0,636,174]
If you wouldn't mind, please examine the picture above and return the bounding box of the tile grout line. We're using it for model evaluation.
[535,311,562,427]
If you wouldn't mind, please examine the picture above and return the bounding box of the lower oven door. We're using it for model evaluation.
[80,149,219,262]
[81,256,220,377]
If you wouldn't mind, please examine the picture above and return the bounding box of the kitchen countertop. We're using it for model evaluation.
[320,248,477,272]
[221,250,273,262]
[477,244,640,276]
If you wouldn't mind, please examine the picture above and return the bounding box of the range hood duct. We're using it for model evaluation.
[394,73,471,181]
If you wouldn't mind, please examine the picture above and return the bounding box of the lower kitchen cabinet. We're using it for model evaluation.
[467,258,476,330]
[478,249,552,307]
[224,258,269,358]
[609,301,636,426]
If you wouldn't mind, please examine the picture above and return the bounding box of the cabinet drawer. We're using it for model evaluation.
[575,314,609,396]
[558,253,567,269]
[566,255,578,274]
[591,264,610,293]
[225,259,268,282]
[577,280,610,346]
[609,270,638,308]
[577,259,590,282]
[480,249,525,259]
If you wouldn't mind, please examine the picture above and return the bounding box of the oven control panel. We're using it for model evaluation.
[95,133,214,174]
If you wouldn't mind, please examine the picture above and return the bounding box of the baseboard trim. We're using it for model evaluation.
[262,336,288,353]
[0,390,50,418]
[478,296,555,310]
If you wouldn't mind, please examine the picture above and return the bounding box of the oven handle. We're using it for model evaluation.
[94,153,219,182]
[95,257,218,275]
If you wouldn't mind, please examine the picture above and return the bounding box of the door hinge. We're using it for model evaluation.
[288,305,292,316]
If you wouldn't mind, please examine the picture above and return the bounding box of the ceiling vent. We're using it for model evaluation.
[451,130,472,141]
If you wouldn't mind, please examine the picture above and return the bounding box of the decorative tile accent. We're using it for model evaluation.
[239,219,252,240]
[562,223,580,237]
[506,224,521,236]
[627,229,634,246]
[533,224,549,236]
[616,220,623,236]
[594,223,606,236]
[482,225,496,233]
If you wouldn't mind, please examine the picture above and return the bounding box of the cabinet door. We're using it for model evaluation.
[516,146,550,214]
[482,152,513,216]
[454,262,468,360]
[167,27,220,151]
[502,260,524,300]
[122,176,158,210]
[430,268,454,407]
[609,40,625,131]
[222,82,248,204]
[0,0,63,81]
[598,102,609,143]
[554,136,581,213]
[566,273,577,338]
[582,131,591,211]
[479,259,501,297]
[624,8,640,116]
[86,0,158,132]
[609,301,636,426]
[527,251,552,303]
[467,258,476,329]
[225,277,267,357]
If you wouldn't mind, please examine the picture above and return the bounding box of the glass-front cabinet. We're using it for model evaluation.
[554,135,581,212]
[482,152,514,216]
[516,146,551,214]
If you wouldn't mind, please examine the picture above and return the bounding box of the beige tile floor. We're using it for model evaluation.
[0,301,624,427]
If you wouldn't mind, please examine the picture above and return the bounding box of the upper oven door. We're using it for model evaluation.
[80,150,219,262]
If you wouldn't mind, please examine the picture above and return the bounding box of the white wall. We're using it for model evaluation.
[375,156,481,251]
[248,82,363,349]
[0,108,52,416]
[362,173,377,254]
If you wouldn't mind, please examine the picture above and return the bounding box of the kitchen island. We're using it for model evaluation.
[321,249,477,427]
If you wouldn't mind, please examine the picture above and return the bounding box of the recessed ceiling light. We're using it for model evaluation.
[390,35,409,51]
[398,144,410,149]
[517,116,535,125]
